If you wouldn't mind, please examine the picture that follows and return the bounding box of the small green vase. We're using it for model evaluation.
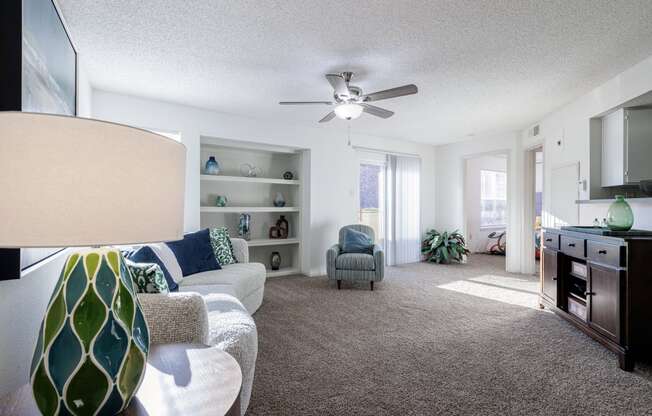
[215,195,228,207]
[30,248,149,416]
[606,195,634,231]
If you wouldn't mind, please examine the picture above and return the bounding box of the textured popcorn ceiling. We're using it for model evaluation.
[59,0,652,144]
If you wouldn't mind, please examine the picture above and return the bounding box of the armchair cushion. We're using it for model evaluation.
[336,253,375,271]
[341,228,374,254]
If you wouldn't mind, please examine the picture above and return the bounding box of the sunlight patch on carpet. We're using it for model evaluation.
[437,274,548,310]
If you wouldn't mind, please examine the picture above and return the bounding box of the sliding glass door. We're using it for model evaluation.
[357,151,421,265]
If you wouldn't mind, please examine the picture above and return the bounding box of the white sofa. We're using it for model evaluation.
[137,238,265,415]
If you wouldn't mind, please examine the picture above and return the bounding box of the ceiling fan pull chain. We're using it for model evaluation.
[347,123,351,146]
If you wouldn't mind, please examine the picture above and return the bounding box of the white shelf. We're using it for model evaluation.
[200,138,305,277]
[201,174,300,185]
[200,206,300,213]
[266,267,300,278]
[247,238,300,247]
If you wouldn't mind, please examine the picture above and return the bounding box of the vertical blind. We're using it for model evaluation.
[385,155,421,265]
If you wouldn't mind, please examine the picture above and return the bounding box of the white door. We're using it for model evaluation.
[550,162,580,227]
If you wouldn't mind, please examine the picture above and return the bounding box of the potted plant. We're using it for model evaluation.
[421,229,469,264]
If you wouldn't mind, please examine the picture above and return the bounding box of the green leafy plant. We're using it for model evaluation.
[421,229,469,264]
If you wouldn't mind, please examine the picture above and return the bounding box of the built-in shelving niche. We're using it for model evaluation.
[199,136,308,277]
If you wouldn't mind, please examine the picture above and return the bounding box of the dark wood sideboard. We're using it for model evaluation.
[540,227,652,371]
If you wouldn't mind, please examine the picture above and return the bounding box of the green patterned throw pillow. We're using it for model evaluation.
[210,227,237,265]
[126,260,170,294]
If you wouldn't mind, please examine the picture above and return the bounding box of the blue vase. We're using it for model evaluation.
[238,213,251,240]
[205,156,220,175]
[273,192,286,207]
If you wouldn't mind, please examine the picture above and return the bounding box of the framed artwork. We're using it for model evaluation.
[22,0,77,115]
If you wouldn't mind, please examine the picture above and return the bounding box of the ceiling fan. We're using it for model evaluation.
[279,72,418,123]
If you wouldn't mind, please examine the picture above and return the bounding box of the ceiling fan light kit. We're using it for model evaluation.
[334,103,363,120]
[279,72,418,123]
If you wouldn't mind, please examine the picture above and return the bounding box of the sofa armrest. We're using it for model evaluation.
[326,244,340,278]
[230,238,249,263]
[373,244,384,280]
[137,292,209,345]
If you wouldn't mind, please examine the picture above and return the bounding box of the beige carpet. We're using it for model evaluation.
[247,255,652,415]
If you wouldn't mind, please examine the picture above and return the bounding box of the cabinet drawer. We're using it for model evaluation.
[587,240,624,267]
[561,236,585,258]
[542,231,559,250]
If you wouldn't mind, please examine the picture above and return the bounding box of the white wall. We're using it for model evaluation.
[91,90,437,276]
[522,54,652,230]
[464,155,507,253]
[434,132,524,272]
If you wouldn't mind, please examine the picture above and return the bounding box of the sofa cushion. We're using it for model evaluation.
[179,263,266,301]
[166,229,221,276]
[146,242,184,285]
[126,246,178,291]
[126,260,169,294]
[341,228,373,254]
[209,227,237,266]
[336,252,376,271]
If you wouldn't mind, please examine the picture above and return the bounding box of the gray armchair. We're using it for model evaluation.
[327,224,384,290]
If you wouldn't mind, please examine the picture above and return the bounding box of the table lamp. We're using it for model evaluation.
[0,112,186,416]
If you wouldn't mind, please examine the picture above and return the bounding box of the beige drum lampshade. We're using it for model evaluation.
[0,112,186,247]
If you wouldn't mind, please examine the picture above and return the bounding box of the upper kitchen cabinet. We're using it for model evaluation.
[601,108,652,187]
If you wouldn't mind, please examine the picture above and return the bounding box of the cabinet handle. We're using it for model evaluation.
[545,238,553,242]
[552,277,557,281]
[598,250,607,254]
[584,291,595,296]
[568,243,576,247]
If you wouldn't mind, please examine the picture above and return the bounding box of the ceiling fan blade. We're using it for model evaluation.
[318,111,336,123]
[279,101,333,105]
[325,74,350,97]
[362,84,418,102]
[361,103,394,119]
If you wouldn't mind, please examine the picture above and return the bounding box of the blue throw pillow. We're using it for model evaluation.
[166,229,221,276]
[341,228,374,254]
[127,246,179,292]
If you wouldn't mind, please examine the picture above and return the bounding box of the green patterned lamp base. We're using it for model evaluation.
[30,248,149,416]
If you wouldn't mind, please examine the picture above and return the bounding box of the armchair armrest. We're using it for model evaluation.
[137,292,209,345]
[373,244,384,280]
[326,244,340,278]
[230,238,249,263]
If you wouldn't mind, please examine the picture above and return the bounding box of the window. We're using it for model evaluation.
[359,162,385,248]
[480,169,507,228]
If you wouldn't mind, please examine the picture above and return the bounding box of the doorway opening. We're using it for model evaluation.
[522,144,545,275]
[464,153,508,268]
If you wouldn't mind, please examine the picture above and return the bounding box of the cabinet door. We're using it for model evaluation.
[541,248,558,304]
[601,109,625,187]
[625,108,652,184]
[587,262,623,343]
